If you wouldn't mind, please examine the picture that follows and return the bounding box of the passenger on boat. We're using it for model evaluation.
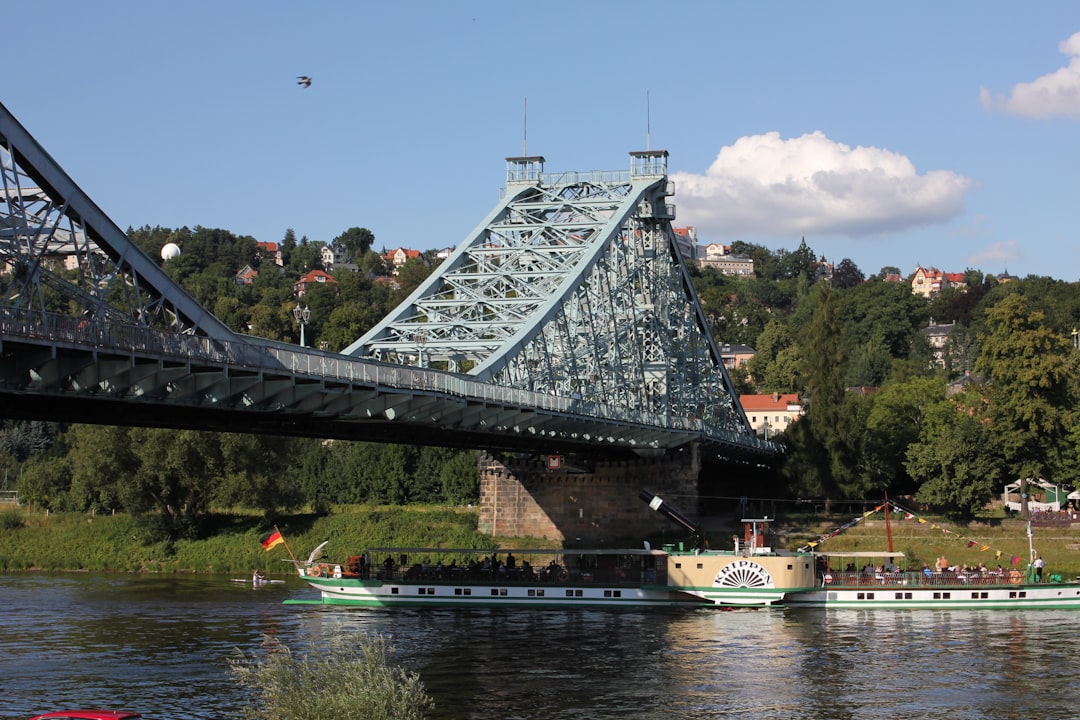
[1035,556,1045,582]
[506,552,516,569]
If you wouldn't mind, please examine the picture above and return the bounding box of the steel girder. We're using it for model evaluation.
[0,101,234,340]
[348,153,753,437]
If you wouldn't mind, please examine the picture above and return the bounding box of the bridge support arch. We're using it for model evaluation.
[478,446,701,544]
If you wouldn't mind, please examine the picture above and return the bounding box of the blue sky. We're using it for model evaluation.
[5,2,1080,280]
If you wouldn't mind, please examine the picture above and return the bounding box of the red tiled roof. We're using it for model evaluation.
[739,393,800,411]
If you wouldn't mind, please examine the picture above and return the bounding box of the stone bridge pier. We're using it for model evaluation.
[477,446,701,544]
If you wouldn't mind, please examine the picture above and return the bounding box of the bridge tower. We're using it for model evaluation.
[347,150,752,445]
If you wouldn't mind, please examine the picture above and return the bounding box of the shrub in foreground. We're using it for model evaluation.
[229,628,434,720]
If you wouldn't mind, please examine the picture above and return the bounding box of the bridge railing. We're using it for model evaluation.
[1,307,754,441]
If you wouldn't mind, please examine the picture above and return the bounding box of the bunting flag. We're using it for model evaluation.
[798,501,1036,566]
[260,529,284,551]
[796,504,885,552]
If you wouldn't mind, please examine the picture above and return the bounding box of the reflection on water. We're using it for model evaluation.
[2,574,1078,719]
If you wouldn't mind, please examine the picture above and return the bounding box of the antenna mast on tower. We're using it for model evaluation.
[646,91,651,151]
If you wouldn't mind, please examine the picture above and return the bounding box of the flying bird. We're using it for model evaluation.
[297,76,312,88]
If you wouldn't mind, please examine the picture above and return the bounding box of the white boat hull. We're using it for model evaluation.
[785,582,1080,610]
[291,575,709,608]
[286,546,818,609]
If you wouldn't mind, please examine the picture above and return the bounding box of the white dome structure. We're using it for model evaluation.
[160,242,181,261]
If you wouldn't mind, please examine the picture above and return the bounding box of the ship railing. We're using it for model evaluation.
[368,564,647,587]
[823,570,1026,588]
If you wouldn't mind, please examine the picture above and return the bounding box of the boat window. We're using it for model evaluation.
[391,587,399,595]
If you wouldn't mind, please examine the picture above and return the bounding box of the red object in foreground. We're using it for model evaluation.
[29,712,142,720]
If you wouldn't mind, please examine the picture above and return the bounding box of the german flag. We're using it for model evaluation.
[260,529,284,551]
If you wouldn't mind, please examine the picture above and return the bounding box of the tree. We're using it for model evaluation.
[834,280,927,360]
[280,228,297,256]
[862,375,949,495]
[67,425,139,514]
[213,433,305,519]
[831,258,865,289]
[745,320,799,392]
[783,284,861,498]
[393,259,434,299]
[974,294,1079,516]
[332,227,375,262]
[907,407,1004,519]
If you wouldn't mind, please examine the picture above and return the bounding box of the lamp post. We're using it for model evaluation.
[293,303,311,347]
[413,333,426,368]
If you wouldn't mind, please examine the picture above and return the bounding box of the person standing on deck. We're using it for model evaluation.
[1035,556,1045,582]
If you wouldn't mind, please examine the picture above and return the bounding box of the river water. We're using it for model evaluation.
[2,573,1076,719]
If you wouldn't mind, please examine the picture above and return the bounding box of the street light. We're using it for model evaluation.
[293,303,311,347]
[413,333,426,368]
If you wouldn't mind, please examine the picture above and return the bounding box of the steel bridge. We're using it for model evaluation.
[0,101,778,466]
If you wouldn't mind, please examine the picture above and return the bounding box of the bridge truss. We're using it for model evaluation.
[349,152,755,441]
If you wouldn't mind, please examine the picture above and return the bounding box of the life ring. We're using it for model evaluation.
[1009,570,1022,585]
[557,568,569,583]
[824,573,833,585]
[309,564,322,577]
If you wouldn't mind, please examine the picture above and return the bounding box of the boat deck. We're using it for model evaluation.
[823,569,1035,589]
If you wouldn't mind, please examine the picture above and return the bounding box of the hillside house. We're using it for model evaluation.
[255,241,283,266]
[698,243,754,276]
[294,269,337,297]
[739,393,803,438]
[385,248,425,274]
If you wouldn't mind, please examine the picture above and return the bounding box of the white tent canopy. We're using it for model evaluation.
[1002,478,1066,512]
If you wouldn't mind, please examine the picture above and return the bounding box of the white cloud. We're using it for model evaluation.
[980,31,1080,119]
[671,131,971,239]
[968,240,1021,267]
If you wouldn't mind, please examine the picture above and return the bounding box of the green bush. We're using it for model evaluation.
[0,509,23,530]
[229,628,434,720]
